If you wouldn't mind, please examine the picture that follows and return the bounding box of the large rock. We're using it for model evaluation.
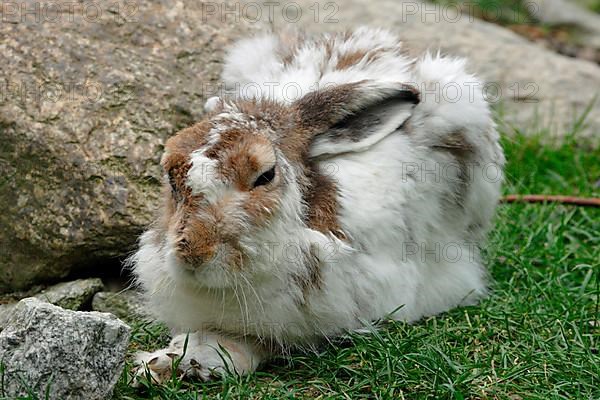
[0,298,130,399]
[0,0,260,292]
[262,0,600,143]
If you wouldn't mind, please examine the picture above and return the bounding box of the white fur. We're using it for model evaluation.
[223,27,414,103]
[132,28,505,375]
[187,150,225,203]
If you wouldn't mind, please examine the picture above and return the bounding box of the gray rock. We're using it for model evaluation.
[0,0,260,293]
[0,297,130,400]
[92,290,147,321]
[262,0,600,144]
[34,278,104,310]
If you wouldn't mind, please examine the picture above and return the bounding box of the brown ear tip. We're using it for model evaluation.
[397,84,421,105]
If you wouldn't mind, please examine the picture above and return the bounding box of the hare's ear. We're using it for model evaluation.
[293,81,420,158]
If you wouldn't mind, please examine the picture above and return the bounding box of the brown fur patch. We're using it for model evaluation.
[304,168,346,240]
[164,120,211,157]
[156,121,214,251]
[433,130,474,167]
[177,211,218,265]
[306,243,323,289]
[336,50,368,70]
[236,98,292,130]
[203,128,244,159]
[292,81,364,137]
[292,242,324,305]
[432,130,475,205]
[335,48,386,71]
[217,134,276,191]
[198,108,284,227]
[162,120,216,203]
[159,120,222,265]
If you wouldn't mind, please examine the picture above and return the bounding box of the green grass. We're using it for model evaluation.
[107,128,600,400]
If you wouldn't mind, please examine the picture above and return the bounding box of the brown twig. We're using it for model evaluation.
[501,195,600,207]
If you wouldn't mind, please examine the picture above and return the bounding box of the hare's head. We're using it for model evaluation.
[153,81,420,287]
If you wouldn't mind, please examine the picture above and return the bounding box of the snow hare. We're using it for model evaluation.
[131,27,505,383]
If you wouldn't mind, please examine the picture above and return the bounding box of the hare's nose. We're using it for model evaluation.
[176,237,217,267]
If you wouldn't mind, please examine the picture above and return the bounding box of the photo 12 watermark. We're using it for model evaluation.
[200,1,339,24]
[1,0,138,24]
[399,0,540,24]
[0,78,135,106]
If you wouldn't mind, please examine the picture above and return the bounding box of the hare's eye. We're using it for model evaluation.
[253,166,275,188]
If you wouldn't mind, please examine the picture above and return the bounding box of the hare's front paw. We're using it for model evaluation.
[133,347,225,385]
[133,348,182,386]
[132,332,262,386]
